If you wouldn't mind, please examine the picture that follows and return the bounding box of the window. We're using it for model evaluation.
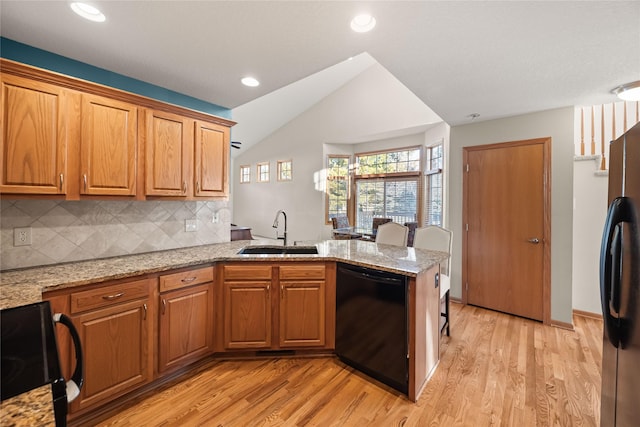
[239,165,251,183]
[277,160,292,181]
[325,156,350,223]
[257,162,270,183]
[355,147,421,229]
[425,143,443,226]
[356,178,419,229]
[356,148,420,176]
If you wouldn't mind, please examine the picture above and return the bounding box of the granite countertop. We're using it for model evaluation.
[0,239,447,426]
[0,239,447,310]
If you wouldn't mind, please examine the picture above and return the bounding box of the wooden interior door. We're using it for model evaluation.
[463,138,550,322]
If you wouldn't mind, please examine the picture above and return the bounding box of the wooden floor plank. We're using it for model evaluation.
[92,303,603,427]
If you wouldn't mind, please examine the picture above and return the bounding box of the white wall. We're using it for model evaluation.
[232,63,443,242]
[572,158,608,314]
[449,107,575,325]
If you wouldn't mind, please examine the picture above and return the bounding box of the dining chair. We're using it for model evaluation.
[331,216,350,230]
[413,226,452,336]
[372,217,392,232]
[375,222,409,246]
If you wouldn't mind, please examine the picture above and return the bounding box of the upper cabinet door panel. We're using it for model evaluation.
[1,75,67,194]
[81,94,137,196]
[145,110,191,196]
[194,121,229,198]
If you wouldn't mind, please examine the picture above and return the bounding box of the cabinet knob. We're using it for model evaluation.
[59,173,64,190]
[83,174,88,192]
[183,181,187,194]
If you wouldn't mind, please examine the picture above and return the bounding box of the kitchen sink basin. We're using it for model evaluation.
[237,245,318,255]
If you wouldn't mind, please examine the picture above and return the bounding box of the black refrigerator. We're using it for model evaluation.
[600,121,640,427]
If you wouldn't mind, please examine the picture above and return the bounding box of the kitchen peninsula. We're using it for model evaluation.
[0,239,447,426]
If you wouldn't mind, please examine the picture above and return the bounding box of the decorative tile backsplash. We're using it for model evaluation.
[0,199,231,270]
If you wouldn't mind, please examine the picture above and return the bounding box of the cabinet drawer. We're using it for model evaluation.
[159,266,214,292]
[223,265,272,281]
[71,278,150,314]
[279,264,326,280]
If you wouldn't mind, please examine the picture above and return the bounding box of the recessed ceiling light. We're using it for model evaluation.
[70,2,106,22]
[350,14,376,33]
[241,77,260,87]
[612,80,640,101]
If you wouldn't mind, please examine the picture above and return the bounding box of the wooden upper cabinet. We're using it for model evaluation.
[145,110,192,196]
[80,94,137,196]
[0,59,235,200]
[194,120,229,198]
[1,74,67,194]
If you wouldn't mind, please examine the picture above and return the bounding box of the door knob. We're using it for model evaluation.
[528,238,540,244]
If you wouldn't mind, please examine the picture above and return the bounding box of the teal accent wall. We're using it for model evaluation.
[1,37,232,119]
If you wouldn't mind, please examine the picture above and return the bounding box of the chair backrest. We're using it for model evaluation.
[375,222,409,246]
[413,226,452,275]
[404,222,418,247]
[331,216,350,229]
[372,217,392,231]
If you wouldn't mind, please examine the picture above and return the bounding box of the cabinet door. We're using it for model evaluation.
[159,283,213,373]
[71,298,152,412]
[223,281,271,349]
[279,281,326,348]
[81,94,137,195]
[194,120,229,198]
[145,110,191,196]
[1,74,67,194]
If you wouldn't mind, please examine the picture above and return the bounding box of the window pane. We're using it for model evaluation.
[326,156,350,222]
[278,160,292,181]
[425,144,443,226]
[240,165,250,183]
[356,178,417,229]
[356,148,421,176]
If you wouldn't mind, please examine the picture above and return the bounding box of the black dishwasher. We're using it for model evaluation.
[335,262,408,394]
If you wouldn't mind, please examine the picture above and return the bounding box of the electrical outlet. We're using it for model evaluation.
[185,219,198,232]
[14,227,32,246]
[212,212,219,223]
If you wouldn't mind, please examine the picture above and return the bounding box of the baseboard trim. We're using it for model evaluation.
[550,319,574,330]
[450,296,462,304]
[573,309,603,320]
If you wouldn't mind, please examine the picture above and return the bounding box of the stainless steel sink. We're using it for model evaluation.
[237,245,318,255]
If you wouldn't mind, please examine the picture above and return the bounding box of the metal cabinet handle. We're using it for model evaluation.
[528,238,540,244]
[196,181,200,193]
[143,303,147,320]
[435,272,440,289]
[102,292,124,301]
[162,299,166,315]
[83,174,88,192]
[183,181,187,194]
[181,277,196,283]
[59,173,64,190]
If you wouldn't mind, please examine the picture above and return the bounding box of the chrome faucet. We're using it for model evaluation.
[272,210,288,246]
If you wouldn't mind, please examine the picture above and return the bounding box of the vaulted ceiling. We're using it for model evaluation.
[2,1,638,152]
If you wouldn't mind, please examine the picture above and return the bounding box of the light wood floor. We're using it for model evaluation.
[94,303,603,427]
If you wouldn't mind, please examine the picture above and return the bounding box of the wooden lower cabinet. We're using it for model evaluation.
[68,279,154,414]
[159,282,214,372]
[279,265,326,348]
[223,281,272,349]
[220,262,333,351]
